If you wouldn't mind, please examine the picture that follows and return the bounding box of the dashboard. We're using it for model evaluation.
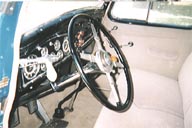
[19,33,73,91]
[22,34,70,79]
[18,21,95,94]
[17,7,104,99]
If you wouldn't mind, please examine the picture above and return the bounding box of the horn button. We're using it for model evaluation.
[95,50,113,73]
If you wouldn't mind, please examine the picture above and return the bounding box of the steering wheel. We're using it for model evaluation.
[68,14,133,112]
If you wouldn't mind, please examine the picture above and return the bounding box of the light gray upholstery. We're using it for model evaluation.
[94,51,192,127]
[94,69,184,128]
[178,53,192,128]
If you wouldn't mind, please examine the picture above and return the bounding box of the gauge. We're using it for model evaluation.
[49,41,53,46]
[23,54,40,80]
[49,52,60,62]
[54,40,61,51]
[50,52,55,56]
[41,64,46,71]
[57,50,64,60]
[62,38,69,53]
[41,47,48,57]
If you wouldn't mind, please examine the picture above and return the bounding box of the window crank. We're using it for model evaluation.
[119,41,134,48]
[109,26,118,33]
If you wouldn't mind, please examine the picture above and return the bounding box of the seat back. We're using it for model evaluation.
[178,52,192,128]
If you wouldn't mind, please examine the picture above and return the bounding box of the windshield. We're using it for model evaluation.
[110,2,192,29]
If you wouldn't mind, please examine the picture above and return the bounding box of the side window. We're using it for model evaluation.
[148,2,192,27]
[110,2,192,29]
[111,2,149,21]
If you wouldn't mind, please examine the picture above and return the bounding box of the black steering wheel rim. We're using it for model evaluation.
[68,14,133,112]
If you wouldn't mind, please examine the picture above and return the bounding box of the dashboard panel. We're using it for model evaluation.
[19,33,71,90]
[18,8,104,94]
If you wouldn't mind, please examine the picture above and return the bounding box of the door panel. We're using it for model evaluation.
[102,15,192,79]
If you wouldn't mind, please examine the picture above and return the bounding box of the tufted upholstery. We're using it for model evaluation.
[94,52,192,128]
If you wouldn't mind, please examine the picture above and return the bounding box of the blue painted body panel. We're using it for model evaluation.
[0,2,22,126]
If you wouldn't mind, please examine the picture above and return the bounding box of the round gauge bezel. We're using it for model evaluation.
[41,47,49,57]
[23,54,40,80]
[54,40,61,51]
[57,50,64,60]
[62,37,70,53]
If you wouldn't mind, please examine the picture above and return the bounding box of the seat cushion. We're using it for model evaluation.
[94,69,184,128]
[178,52,192,128]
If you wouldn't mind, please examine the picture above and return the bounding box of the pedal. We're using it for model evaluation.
[35,100,50,124]
[39,118,68,128]
[10,108,20,127]
[27,100,38,114]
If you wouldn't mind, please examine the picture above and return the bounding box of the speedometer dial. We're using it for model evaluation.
[23,54,40,80]
[54,40,61,51]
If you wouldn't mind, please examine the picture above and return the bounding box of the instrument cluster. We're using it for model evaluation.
[22,34,70,82]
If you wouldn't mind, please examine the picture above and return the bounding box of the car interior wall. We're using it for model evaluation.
[102,14,192,80]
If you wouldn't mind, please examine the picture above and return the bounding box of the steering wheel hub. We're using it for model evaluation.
[95,50,113,73]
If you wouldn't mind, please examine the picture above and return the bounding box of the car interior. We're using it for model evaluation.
[95,2,192,128]
[4,1,192,128]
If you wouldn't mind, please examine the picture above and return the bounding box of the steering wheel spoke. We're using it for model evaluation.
[90,23,104,50]
[113,61,124,69]
[80,52,96,62]
[106,73,122,104]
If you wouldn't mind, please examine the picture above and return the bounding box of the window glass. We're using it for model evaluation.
[110,2,192,28]
[111,2,149,21]
[148,2,192,27]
